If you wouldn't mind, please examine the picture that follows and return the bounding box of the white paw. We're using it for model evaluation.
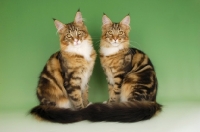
[87,102,92,107]
[103,101,107,104]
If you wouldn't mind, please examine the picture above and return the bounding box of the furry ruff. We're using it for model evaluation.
[30,101,162,123]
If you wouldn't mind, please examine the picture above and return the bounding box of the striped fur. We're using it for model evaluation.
[30,13,161,124]
[97,14,162,121]
[30,10,97,122]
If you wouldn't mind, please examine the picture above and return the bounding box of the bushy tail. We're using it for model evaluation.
[84,101,162,122]
[30,101,162,123]
[30,105,84,123]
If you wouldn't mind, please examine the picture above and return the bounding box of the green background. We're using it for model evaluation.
[0,0,200,112]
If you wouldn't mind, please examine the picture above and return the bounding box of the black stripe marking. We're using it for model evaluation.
[114,91,121,95]
[41,65,63,91]
[114,73,125,79]
[66,86,81,94]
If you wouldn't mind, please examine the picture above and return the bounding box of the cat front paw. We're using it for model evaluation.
[103,101,107,104]
[86,102,92,107]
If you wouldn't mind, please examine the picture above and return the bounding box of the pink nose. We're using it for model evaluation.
[113,39,118,43]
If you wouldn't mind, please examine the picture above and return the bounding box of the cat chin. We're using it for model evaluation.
[72,43,81,47]
[110,42,120,47]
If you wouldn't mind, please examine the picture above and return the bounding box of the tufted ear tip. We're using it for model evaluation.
[120,15,130,26]
[54,19,65,33]
[102,14,112,26]
[74,10,83,25]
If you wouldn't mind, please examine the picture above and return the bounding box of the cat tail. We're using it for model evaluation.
[30,105,84,123]
[84,101,162,122]
[30,101,161,123]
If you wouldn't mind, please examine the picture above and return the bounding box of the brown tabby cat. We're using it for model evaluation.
[30,10,96,123]
[30,12,161,123]
[93,14,162,122]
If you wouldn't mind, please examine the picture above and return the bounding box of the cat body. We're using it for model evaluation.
[30,12,161,123]
[86,14,161,122]
[100,15,158,103]
[30,10,96,122]
[93,14,161,122]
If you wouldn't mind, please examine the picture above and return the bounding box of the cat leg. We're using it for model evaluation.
[67,89,84,110]
[82,85,89,107]
[108,83,121,103]
[108,72,124,103]
[64,77,84,110]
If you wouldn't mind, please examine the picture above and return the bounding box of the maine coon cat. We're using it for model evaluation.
[95,14,162,122]
[30,10,96,123]
[30,12,161,123]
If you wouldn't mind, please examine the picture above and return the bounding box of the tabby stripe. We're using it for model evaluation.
[123,77,133,84]
[113,23,119,29]
[57,52,65,79]
[135,84,155,93]
[114,91,121,94]
[71,77,81,80]
[69,96,79,101]
[135,64,152,73]
[42,66,63,90]
[137,54,146,67]
[115,82,122,88]
[66,86,81,94]
[114,73,125,79]
[68,23,76,31]
[129,48,136,54]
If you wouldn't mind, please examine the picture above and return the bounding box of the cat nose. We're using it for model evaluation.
[113,39,118,43]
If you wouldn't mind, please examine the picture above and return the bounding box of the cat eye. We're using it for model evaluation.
[108,31,112,35]
[77,31,82,35]
[66,34,71,38]
[119,31,124,35]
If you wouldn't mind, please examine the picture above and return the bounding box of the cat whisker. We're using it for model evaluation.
[129,40,141,49]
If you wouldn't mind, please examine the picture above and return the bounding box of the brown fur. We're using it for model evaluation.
[30,10,96,122]
[98,14,161,121]
[30,12,161,124]
[100,14,158,103]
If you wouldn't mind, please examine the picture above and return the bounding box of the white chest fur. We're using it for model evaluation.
[65,40,93,61]
[100,44,124,56]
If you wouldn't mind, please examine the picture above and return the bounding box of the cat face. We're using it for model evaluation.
[62,23,87,46]
[54,11,89,48]
[101,14,130,47]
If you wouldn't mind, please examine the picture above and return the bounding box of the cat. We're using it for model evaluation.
[30,12,161,123]
[30,10,97,123]
[76,14,162,123]
[93,14,162,122]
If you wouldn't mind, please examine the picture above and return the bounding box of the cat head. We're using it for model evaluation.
[54,10,91,51]
[101,14,130,49]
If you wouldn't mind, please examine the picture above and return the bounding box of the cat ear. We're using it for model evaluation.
[120,15,130,27]
[102,14,112,26]
[53,19,65,33]
[74,9,83,26]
